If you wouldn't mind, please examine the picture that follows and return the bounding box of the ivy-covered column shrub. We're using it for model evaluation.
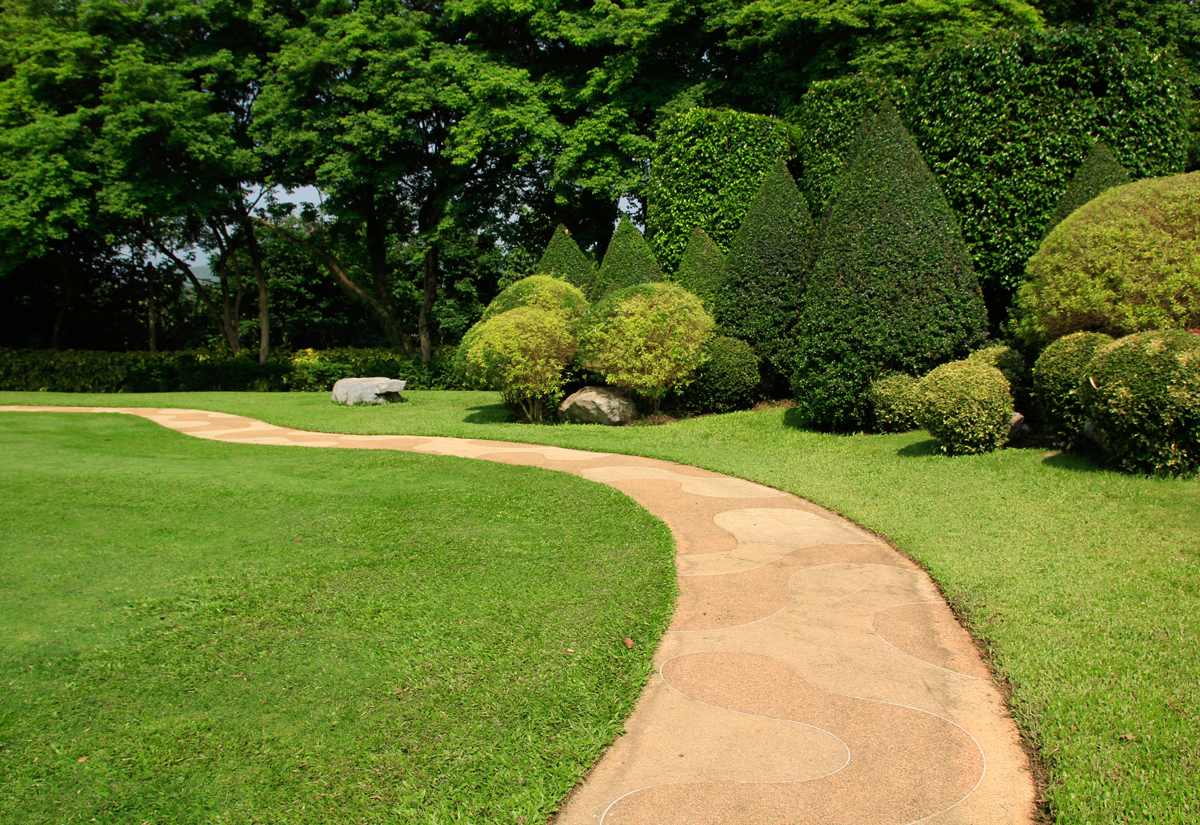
[648,108,794,271]
[714,159,814,386]
[792,103,987,432]
[577,282,714,414]
[907,28,1188,328]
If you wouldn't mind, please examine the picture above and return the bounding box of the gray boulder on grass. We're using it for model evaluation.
[331,377,407,405]
[558,386,638,425]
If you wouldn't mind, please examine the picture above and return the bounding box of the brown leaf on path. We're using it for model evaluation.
[622,638,634,649]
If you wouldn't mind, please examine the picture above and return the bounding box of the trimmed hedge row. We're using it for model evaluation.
[0,347,458,393]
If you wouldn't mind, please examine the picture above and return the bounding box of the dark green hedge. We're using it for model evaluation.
[648,108,794,270]
[592,216,663,300]
[0,347,459,393]
[714,159,814,384]
[792,103,987,432]
[906,27,1189,327]
[1042,139,1131,238]
[533,224,595,296]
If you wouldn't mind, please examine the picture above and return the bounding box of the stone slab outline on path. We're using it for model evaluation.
[1,406,1037,824]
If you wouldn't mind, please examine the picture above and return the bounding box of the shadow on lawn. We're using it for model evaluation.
[896,438,940,457]
[462,402,518,425]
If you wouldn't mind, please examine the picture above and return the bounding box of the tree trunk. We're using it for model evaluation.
[419,245,438,362]
[252,217,415,357]
[147,266,158,352]
[153,237,240,353]
[51,258,74,350]
[244,222,270,364]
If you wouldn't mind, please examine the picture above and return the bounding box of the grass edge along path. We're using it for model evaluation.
[0,409,677,824]
[2,391,1197,824]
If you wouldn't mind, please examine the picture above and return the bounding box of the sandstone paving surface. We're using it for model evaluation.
[2,406,1037,824]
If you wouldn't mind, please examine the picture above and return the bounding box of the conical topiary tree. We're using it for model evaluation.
[591,216,663,300]
[674,229,725,313]
[713,158,815,383]
[534,224,595,295]
[792,103,988,432]
[1043,140,1131,237]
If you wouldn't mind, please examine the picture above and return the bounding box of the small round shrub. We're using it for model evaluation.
[577,283,714,413]
[1031,331,1114,448]
[1079,330,1200,476]
[968,344,1030,413]
[868,373,923,433]
[918,360,1014,455]
[676,335,760,414]
[480,276,589,328]
[1015,172,1200,347]
[459,307,577,422]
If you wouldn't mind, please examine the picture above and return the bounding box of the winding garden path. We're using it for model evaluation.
[4,405,1037,824]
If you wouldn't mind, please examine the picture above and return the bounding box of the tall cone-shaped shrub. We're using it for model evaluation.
[534,224,595,295]
[714,159,815,383]
[592,216,663,300]
[675,229,725,313]
[792,103,987,432]
[1043,140,1131,237]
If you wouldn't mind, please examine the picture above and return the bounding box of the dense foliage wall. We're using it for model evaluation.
[648,109,794,270]
[906,27,1190,328]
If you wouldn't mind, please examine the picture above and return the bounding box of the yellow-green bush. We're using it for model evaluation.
[578,283,713,413]
[968,344,1030,414]
[459,308,577,422]
[868,373,923,433]
[1031,331,1114,448]
[918,360,1014,455]
[1016,172,1200,347]
[480,275,589,328]
[1079,330,1200,476]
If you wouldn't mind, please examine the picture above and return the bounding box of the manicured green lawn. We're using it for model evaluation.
[3,390,1197,823]
[0,409,677,824]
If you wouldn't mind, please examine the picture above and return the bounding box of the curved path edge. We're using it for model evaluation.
[2,406,1037,824]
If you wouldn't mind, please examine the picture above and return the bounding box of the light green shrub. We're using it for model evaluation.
[1031,331,1115,448]
[1016,172,1200,347]
[968,344,1030,413]
[480,275,589,328]
[578,283,714,414]
[919,360,1014,455]
[868,373,923,433]
[1079,330,1200,476]
[459,308,577,422]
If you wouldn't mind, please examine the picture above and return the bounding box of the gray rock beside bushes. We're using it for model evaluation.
[331,377,406,405]
[558,386,637,425]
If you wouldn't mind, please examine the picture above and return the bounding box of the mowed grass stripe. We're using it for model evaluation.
[0,411,677,824]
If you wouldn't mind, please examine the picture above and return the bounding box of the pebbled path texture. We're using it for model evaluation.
[3,406,1037,824]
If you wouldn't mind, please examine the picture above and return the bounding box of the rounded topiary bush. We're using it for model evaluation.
[1079,330,1200,476]
[578,283,714,413]
[918,360,1014,455]
[675,335,760,414]
[868,373,923,433]
[459,307,577,422]
[1016,172,1200,347]
[968,344,1029,413]
[480,275,589,328]
[1032,331,1115,448]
